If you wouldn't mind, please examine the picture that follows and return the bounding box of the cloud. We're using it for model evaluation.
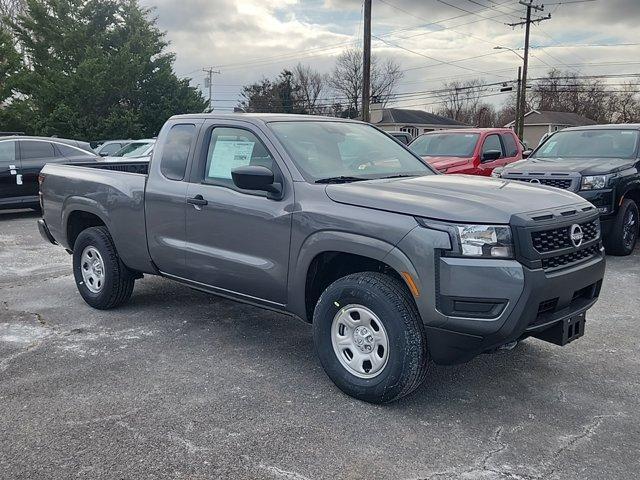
[140,0,640,112]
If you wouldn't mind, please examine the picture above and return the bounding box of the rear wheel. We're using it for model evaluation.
[72,226,135,309]
[312,272,429,403]
[605,199,638,256]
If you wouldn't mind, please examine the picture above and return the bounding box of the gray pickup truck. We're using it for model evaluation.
[38,114,605,403]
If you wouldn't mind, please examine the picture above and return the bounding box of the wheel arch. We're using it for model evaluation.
[290,231,421,322]
[64,200,110,250]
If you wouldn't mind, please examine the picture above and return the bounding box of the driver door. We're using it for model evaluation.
[183,121,293,306]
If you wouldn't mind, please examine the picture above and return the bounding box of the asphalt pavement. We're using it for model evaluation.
[1,209,639,479]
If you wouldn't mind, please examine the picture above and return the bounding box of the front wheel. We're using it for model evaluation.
[72,226,135,309]
[312,272,429,403]
[605,199,638,256]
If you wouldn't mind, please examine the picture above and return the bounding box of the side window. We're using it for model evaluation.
[20,140,55,160]
[204,127,274,183]
[502,133,518,157]
[482,134,503,156]
[0,140,16,165]
[100,143,123,155]
[55,143,87,158]
[160,124,196,181]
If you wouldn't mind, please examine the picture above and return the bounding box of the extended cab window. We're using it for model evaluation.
[21,140,55,159]
[204,127,274,182]
[160,125,196,181]
[482,134,503,157]
[56,143,91,158]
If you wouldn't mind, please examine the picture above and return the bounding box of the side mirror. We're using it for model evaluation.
[99,152,109,157]
[231,165,282,199]
[522,149,533,158]
[481,150,502,162]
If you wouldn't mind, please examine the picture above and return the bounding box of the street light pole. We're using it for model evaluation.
[515,66,522,137]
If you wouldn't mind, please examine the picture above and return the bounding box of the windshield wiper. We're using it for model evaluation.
[379,174,418,179]
[315,176,369,184]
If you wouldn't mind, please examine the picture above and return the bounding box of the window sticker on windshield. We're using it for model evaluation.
[621,131,635,135]
[208,140,255,179]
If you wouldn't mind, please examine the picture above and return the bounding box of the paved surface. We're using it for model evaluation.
[1,209,638,480]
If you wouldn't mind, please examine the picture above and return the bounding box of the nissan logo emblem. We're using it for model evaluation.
[529,178,541,184]
[570,224,584,247]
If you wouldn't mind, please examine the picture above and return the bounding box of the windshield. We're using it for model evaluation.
[410,133,479,157]
[113,142,153,157]
[532,129,639,159]
[268,121,432,182]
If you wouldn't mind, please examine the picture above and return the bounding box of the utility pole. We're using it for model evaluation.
[515,66,522,137]
[203,67,221,113]
[507,1,550,140]
[362,0,372,122]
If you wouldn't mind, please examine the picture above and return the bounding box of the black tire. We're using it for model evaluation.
[312,272,429,404]
[605,199,639,256]
[72,226,135,309]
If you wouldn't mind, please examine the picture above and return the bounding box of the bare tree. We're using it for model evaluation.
[293,63,326,115]
[328,48,403,118]
[439,78,487,125]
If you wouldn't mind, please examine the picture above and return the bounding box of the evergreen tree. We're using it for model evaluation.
[4,0,206,139]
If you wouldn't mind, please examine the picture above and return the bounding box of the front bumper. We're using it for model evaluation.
[424,250,605,365]
[397,209,606,365]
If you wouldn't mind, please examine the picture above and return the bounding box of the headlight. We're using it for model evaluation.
[455,225,514,258]
[417,219,514,258]
[491,168,503,178]
[581,175,608,190]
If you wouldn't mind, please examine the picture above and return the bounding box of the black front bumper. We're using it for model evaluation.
[37,219,57,245]
[426,250,605,364]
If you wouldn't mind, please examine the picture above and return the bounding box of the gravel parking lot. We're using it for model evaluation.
[1,209,639,480]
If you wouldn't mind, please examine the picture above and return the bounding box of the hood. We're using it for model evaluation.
[325,175,587,224]
[503,157,635,175]
[423,156,473,171]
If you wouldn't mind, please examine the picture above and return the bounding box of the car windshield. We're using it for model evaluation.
[532,129,640,159]
[409,133,479,157]
[268,121,432,182]
[113,142,153,157]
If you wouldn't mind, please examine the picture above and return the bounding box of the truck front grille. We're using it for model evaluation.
[541,243,602,270]
[531,220,599,253]
[511,177,572,189]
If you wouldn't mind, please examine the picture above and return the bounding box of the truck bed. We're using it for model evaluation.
[39,162,154,273]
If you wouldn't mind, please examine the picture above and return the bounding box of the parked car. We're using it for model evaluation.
[409,128,525,176]
[94,140,131,157]
[102,139,155,161]
[0,135,98,210]
[387,131,413,145]
[38,114,605,403]
[496,124,640,255]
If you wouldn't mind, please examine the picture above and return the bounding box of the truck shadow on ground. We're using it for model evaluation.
[120,277,568,412]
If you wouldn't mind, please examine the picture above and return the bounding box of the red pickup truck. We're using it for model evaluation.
[409,128,528,176]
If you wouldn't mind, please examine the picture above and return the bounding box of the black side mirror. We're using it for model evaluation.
[481,150,502,162]
[99,152,109,157]
[522,149,533,158]
[231,165,282,199]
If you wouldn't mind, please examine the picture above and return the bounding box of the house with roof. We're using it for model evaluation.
[370,102,468,138]
[505,110,597,147]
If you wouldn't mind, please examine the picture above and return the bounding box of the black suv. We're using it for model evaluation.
[0,136,97,210]
[497,125,640,255]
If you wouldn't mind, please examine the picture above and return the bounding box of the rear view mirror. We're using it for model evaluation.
[481,150,502,162]
[231,165,282,199]
[522,149,533,158]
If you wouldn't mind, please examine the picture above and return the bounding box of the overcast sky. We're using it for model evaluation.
[139,0,640,112]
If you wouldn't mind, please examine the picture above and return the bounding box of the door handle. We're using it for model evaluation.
[187,195,208,208]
